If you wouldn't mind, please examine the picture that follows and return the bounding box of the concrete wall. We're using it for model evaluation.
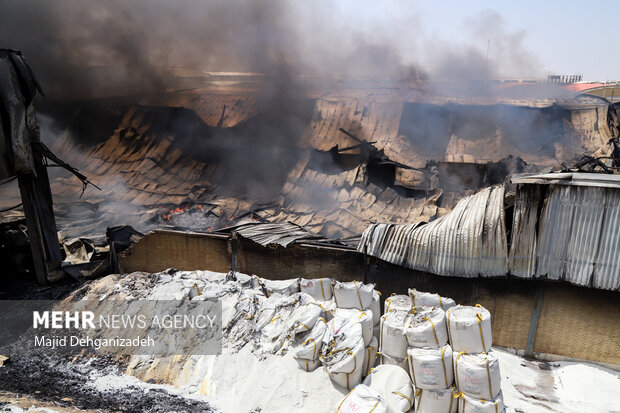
[119,230,620,365]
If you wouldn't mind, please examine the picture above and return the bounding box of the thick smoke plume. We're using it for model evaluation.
[0,0,420,99]
[0,1,546,100]
[1,0,573,232]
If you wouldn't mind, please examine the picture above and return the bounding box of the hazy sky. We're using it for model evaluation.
[336,0,618,81]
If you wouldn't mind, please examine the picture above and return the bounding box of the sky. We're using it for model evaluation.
[336,0,619,81]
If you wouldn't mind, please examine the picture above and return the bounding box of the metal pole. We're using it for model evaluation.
[525,282,545,357]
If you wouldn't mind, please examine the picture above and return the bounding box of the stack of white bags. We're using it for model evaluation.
[278,278,504,412]
[402,289,455,413]
[448,304,504,413]
[335,286,505,413]
[294,279,382,391]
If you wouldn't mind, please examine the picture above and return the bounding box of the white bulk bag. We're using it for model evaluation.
[253,277,300,296]
[315,299,337,321]
[234,272,253,287]
[333,281,374,310]
[324,336,366,390]
[363,364,414,413]
[295,319,327,371]
[379,310,409,359]
[447,305,492,353]
[403,307,448,349]
[384,294,412,314]
[335,308,374,346]
[192,281,238,300]
[334,384,390,413]
[407,344,454,390]
[322,319,365,390]
[190,270,228,284]
[459,391,505,413]
[362,336,378,377]
[380,353,408,372]
[228,290,265,334]
[296,358,321,372]
[322,315,363,350]
[286,301,323,338]
[255,304,278,332]
[258,307,283,340]
[258,316,286,354]
[409,288,456,311]
[454,351,501,400]
[415,387,458,413]
[300,278,333,300]
[370,290,381,326]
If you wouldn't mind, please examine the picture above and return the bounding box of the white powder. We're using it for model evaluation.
[495,348,620,413]
[202,345,347,412]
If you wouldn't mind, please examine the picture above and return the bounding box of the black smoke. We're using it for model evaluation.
[0,0,430,100]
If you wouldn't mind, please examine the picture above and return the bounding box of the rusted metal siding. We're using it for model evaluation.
[594,189,620,290]
[509,185,543,277]
[358,185,508,278]
[534,185,620,290]
[361,181,620,291]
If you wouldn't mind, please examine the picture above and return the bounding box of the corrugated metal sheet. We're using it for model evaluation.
[518,184,620,290]
[359,177,620,291]
[232,222,323,247]
[358,185,508,277]
[507,182,620,290]
[508,185,543,277]
[512,172,620,188]
[594,189,620,290]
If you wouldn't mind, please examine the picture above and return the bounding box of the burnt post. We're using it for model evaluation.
[0,49,62,284]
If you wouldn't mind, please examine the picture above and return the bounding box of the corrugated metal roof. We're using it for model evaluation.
[231,222,324,247]
[358,185,508,277]
[512,172,620,188]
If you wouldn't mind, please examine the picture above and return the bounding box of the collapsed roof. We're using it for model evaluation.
[7,80,616,243]
[358,173,620,291]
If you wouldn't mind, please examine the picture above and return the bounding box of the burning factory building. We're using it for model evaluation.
[0,1,619,413]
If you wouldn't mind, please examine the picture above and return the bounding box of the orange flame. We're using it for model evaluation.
[161,203,197,221]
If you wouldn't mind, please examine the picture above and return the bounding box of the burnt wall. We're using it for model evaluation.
[119,230,365,282]
[237,238,364,282]
[119,229,620,365]
[119,230,231,274]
